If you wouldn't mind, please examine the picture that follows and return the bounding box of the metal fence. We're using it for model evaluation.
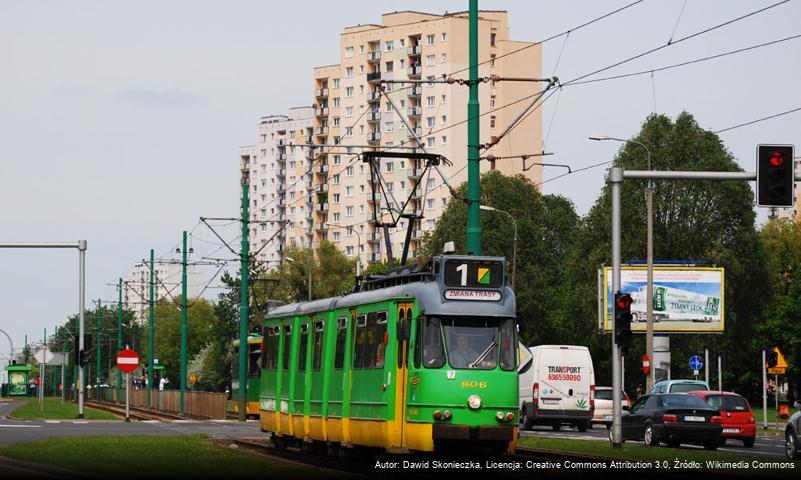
[99,388,227,419]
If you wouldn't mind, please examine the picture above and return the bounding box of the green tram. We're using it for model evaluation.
[232,335,263,417]
[259,255,519,453]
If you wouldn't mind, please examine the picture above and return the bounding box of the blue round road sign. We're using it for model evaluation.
[689,355,704,371]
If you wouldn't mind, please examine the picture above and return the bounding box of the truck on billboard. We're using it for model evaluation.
[601,266,725,333]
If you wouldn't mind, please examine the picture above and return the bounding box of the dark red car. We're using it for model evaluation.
[688,391,756,447]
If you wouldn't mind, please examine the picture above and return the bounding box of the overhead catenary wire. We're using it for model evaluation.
[714,106,801,134]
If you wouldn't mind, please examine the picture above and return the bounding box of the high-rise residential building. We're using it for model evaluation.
[245,10,542,267]
[123,261,204,325]
[241,107,316,265]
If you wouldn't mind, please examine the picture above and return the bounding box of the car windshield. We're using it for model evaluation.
[660,394,710,408]
[427,316,515,370]
[595,390,625,401]
[703,395,749,411]
[670,383,707,393]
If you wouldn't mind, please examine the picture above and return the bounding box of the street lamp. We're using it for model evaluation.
[324,223,362,277]
[479,205,517,290]
[590,134,655,391]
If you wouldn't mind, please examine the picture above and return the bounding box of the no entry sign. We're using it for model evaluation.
[116,349,140,373]
[642,354,651,375]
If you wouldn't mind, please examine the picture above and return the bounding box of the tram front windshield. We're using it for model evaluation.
[418,316,515,370]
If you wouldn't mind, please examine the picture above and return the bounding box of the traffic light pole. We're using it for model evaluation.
[608,167,801,445]
[238,172,250,422]
[180,230,188,415]
[117,278,122,402]
[465,0,481,256]
[148,248,155,408]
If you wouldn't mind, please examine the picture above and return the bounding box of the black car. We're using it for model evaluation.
[786,401,801,459]
[617,393,722,450]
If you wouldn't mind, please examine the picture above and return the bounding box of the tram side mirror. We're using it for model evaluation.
[398,319,410,342]
[794,401,801,409]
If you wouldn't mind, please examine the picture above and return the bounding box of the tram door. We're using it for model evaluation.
[394,303,413,449]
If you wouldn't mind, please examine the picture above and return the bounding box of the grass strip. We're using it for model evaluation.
[9,398,118,420]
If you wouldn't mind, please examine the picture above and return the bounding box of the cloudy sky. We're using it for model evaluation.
[1,1,798,363]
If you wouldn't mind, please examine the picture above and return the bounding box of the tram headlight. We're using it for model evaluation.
[467,395,482,410]
[496,411,504,420]
[443,410,452,420]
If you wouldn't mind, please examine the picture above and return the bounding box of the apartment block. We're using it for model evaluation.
[123,261,204,325]
[248,10,543,267]
[241,107,316,265]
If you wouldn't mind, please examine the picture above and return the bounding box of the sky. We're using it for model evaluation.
[1,0,799,366]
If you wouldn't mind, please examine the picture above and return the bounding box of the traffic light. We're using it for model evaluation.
[614,292,633,347]
[75,334,93,366]
[757,144,795,207]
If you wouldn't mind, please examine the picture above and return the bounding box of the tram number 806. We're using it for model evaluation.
[461,380,488,389]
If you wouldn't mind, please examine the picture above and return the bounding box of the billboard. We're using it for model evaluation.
[601,267,725,333]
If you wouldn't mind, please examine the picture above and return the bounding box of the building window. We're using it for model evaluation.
[385,61,394,72]
[333,231,341,241]
[426,75,435,87]
[333,117,341,127]
[426,34,434,45]
[426,178,435,188]
[359,45,364,54]
[333,78,340,88]
[490,95,496,108]
[386,182,394,192]
[426,96,435,107]
[346,67,354,77]
[490,54,496,67]
[385,102,392,113]
[441,135,447,145]
[385,122,394,133]
[345,46,354,58]
[441,115,447,125]
[386,162,394,172]
[346,186,353,197]
[490,115,496,128]
[333,174,340,184]
[426,199,434,210]
[346,166,354,176]
[490,32,496,46]
[346,246,354,256]
[427,116,435,128]
[359,65,365,74]
[333,212,341,222]
[441,32,447,42]
[426,55,435,67]
[426,137,435,148]
[333,193,340,203]
[385,40,394,51]
[441,53,447,63]
[359,84,364,93]
[345,106,353,117]
[345,87,353,97]
[441,94,447,104]
[346,206,354,217]
[333,155,341,165]
[345,127,353,137]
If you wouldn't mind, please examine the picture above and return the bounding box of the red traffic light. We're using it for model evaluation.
[615,294,632,310]
[769,151,785,167]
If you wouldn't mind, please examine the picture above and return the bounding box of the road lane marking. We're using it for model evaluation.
[0,425,42,428]
[72,421,89,424]
[45,420,61,424]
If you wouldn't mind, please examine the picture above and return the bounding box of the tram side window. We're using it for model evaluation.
[312,320,324,371]
[249,342,261,377]
[282,325,291,371]
[298,323,309,372]
[334,317,347,370]
[263,327,275,371]
[375,312,387,369]
[498,319,516,371]
[353,314,369,369]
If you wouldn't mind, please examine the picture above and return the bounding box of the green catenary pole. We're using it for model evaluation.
[62,324,66,402]
[238,172,250,422]
[466,0,482,255]
[117,278,123,402]
[96,299,101,400]
[24,334,27,364]
[180,230,188,415]
[148,249,155,408]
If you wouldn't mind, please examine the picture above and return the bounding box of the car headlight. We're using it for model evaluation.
[467,395,482,410]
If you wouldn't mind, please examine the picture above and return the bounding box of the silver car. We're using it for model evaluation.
[592,386,630,428]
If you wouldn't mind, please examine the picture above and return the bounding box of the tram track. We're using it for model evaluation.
[82,400,184,422]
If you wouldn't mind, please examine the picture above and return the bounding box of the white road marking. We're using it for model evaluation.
[44,420,61,424]
[72,421,89,424]
[0,425,42,428]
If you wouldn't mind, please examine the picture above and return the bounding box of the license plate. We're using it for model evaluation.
[723,428,740,433]
[604,415,613,420]
[684,416,705,422]
[541,399,560,405]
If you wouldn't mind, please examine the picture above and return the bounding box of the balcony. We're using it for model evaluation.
[277,198,286,207]
[315,107,329,117]
[305,135,313,144]
[407,168,421,178]
[367,111,381,122]
[277,184,287,194]
[367,232,382,243]
[367,91,381,103]
[409,66,422,77]
[367,132,381,143]
[367,51,381,62]
[366,192,381,203]
[315,88,329,98]
[315,164,329,174]
[366,72,382,83]
[407,126,422,138]
[277,168,286,178]
[277,139,286,146]
[315,203,329,212]
[411,229,423,240]
[407,45,422,56]
[410,85,422,96]
[315,184,329,193]
[369,252,382,263]
[406,106,421,117]
[315,223,329,232]
[314,126,329,136]
[278,213,286,222]
[277,153,287,161]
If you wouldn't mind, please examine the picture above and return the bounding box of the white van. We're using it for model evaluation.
[518,345,595,432]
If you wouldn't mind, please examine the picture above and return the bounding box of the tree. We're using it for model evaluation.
[759,218,801,402]
[422,170,580,345]
[269,241,356,302]
[152,296,216,386]
[568,112,771,395]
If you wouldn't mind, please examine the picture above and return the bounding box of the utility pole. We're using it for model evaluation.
[96,299,101,400]
[148,248,155,408]
[238,171,250,422]
[466,0,482,255]
[61,324,66,402]
[117,278,123,402]
[180,230,188,415]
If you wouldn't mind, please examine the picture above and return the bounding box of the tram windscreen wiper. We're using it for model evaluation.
[468,341,496,369]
